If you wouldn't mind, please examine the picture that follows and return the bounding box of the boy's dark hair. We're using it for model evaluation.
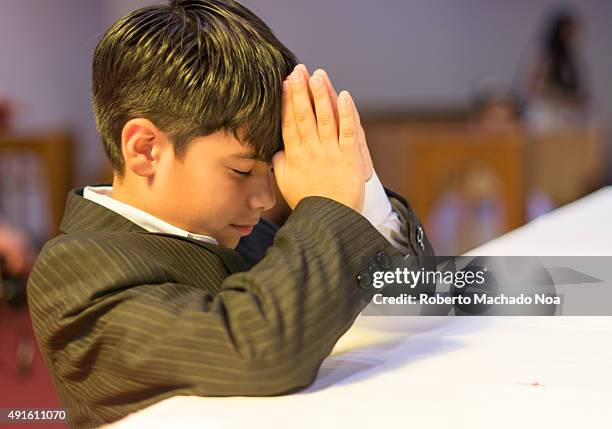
[92,0,297,174]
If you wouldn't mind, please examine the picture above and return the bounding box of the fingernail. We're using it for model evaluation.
[291,72,301,83]
[310,75,321,88]
[338,91,349,109]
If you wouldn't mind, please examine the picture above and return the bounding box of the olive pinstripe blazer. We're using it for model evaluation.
[27,188,433,428]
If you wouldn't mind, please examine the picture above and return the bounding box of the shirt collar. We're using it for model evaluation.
[83,186,218,246]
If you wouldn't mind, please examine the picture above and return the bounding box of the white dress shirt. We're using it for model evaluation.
[83,169,407,252]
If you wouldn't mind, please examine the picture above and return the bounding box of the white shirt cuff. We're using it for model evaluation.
[362,170,393,228]
[362,170,409,254]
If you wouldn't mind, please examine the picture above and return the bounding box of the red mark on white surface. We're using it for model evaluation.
[515,381,545,387]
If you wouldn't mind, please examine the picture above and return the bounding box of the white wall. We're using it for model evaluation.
[245,0,612,118]
[0,0,106,184]
[1,0,610,184]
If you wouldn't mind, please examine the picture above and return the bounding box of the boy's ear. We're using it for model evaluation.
[121,118,168,177]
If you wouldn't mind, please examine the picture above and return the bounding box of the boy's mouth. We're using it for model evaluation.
[230,223,256,236]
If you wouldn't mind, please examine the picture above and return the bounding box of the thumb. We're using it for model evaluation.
[358,130,374,182]
[272,150,286,182]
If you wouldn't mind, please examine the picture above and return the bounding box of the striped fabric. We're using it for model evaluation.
[27,188,433,428]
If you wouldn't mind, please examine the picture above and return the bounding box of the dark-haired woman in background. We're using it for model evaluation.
[524,9,590,133]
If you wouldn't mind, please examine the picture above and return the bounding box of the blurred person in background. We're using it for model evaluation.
[470,78,521,131]
[0,216,36,281]
[524,8,590,133]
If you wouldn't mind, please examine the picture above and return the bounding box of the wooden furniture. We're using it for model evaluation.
[363,114,608,254]
[528,125,606,207]
[364,121,527,254]
[0,129,73,238]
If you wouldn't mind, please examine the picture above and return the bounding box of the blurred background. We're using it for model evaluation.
[0,0,611,418]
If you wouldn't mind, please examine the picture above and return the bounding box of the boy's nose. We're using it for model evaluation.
[249,173,276,212]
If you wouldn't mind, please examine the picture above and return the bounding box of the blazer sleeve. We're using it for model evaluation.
[237,186,434,267]
[27,195,433,427]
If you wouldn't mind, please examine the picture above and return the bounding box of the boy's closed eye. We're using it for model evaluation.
[231,168,253,177]
[228,160,274,178]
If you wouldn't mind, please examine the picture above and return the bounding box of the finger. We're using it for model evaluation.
[297,66,341,137]
[289,70,319,145]
[309,71,337,144]
[338,90,357,152]
[319,69,339,126]
[296,65,339,129]
[351,91,367,146]
[348,95,373,181]
[294,63,311,80]
[281,80,300,152]
[294,64,314,108]
[358,128,374,181]
[352,92,361,126]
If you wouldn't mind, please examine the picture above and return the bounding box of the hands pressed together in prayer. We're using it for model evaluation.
[272,64,373,213]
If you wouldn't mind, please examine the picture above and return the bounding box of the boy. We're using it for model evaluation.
[27,1,433,427]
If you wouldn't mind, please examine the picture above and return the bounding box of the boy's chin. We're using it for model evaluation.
[217,230,241,249]
[216,224,254,249]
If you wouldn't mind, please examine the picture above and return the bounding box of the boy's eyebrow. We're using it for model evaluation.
[230,151,258,160]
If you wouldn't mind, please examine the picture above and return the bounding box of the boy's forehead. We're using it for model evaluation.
[196,129,256,158]
[191,129,274,164]
[229,148,258,160]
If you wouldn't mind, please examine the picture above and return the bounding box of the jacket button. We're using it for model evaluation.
[357,271,372,289]
[376,250,392,269]
[416,226,425,250]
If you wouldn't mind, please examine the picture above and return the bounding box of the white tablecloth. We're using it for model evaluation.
[466,186,612,256]
[104,187,612,429]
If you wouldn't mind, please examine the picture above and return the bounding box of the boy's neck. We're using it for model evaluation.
[107,174,198,238]
[109,175,151,216]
